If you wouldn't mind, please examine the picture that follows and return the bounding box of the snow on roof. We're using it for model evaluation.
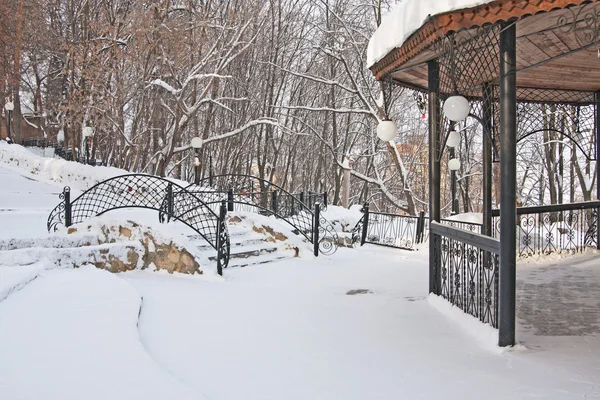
[367,0,496,68]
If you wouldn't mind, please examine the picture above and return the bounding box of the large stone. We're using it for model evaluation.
[65,220,202,275]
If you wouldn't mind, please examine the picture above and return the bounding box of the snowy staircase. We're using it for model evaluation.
[187,216,298,268]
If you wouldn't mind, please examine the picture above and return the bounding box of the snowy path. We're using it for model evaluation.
[125,247,600,400]
[0,164,62,239]
[0,266,204,400]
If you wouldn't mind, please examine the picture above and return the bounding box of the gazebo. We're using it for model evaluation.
[368,0,600,346]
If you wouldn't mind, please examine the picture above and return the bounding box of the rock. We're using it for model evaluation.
[263,225,288,241]
[119,226,132,238]
[229,216,243,223]
[64,220,203,275]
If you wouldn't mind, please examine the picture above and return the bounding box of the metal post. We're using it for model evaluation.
[499,23,517,347]
[194,150,200,185]
[85,138,89,165]
[7,109,11,140]
[360,202,369,246]
[323,191,328,208]
[450,147,459,215]
[417,211,426,244]
[227,188,234,212]
[313,202,320,256]
[299,191,304,204]
[63,187,72,227]
[272,191,278,214]
[209,153,214,187]
[595,92,600,249]
[482,83,493,238]
[166,183,174,223]
[216,200,226,276]
[428,60,441,295]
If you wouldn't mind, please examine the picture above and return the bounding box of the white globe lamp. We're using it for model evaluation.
[446,130,460,148]
[377,120,397,142]
[443,96,470,122]
[448,158,461,171]
[4,102,14,112]
[191,137,203,149]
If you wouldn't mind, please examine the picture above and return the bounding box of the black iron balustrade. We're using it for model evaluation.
[47,174,230,273]
[491,201,600,257]
[351,204,427,250]
[185,174,339,255]
[21,138,58,148]
[431,222,499,328]
[421,218,483,243]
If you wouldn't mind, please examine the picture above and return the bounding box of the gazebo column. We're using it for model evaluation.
[482,83,493,238]
[428,60,441,295]
[594,92,600,250]
[498,23,517,347]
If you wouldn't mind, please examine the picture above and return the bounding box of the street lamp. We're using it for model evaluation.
[443,96,470,122]
[446,130,461,148]
[191,137,203,185]
[377,119,398,142]
[82,126,94,165]
[443,96,470,215]
[5,102,14,142]
[448,158,461,171]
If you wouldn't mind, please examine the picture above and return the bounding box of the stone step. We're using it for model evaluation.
[192,237,266,252]
[226,252,296,268]
[207,243,279,261]
[186,228,247,242]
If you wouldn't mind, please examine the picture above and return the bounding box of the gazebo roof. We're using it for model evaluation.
[368,0,600,100]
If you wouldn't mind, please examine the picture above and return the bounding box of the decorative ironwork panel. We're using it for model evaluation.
[420,218,482,243]
[47,186,70,232]
[351,214,365,245]
[363,212,420,250]
[491,202,600,256]
[436,232,499,328]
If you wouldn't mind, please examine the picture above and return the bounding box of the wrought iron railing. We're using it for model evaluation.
[186,174,339,255]
[47,174,230,274]
[21,138,58,148]
[351,204,427,250]
[422,218,483,242]
[491,201,600,256]
[431,222,499,328]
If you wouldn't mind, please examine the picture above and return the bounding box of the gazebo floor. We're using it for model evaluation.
[517,252,600,338]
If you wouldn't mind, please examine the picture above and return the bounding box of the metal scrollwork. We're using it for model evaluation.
[217,222,231,269]
[436,231,499,328]
[318,215,339,255]
[351,214,365,245]
[557,4,600,52]
[47,186,70,232]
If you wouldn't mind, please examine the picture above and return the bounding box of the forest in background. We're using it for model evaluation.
[1,0,596,215]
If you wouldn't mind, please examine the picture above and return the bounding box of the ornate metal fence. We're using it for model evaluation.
[351,204,427,250]
[492,201,600,257]
[431,222,499,328]
[185,174,339,256]
[421,218,483,242]
[47,174,230,274]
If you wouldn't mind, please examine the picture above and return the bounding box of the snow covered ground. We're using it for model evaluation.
[1,144,599,399]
